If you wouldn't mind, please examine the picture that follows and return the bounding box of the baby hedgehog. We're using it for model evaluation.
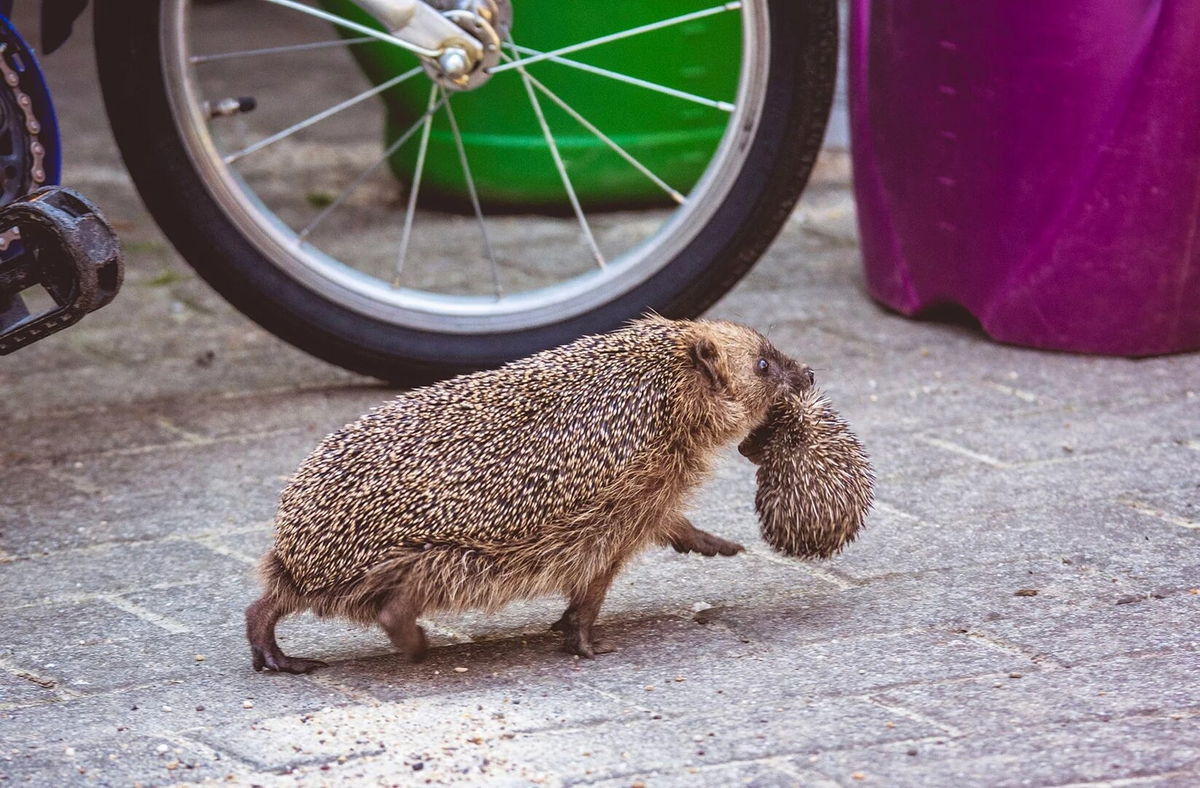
[739,390,874,559]
[246,316,815,673]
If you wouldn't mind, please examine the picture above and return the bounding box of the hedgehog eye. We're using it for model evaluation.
[756,358,769,374]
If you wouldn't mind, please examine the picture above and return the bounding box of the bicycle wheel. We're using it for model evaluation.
[94,0,836,383]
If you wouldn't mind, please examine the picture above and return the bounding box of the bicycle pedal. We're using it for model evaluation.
[0,187,124,355]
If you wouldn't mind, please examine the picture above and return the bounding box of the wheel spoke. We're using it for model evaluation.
[256,0,440,58]
[515,66,685,205]
[191,36,377,64]
[506,43,733,113]
[224,66,423,164]
[441,87,503,299]
[507,38,605,269]
[393,83,439,288]
[489,3,742,75]
[298,93,448,243]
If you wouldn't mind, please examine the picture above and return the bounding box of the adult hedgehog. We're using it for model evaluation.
[247,316,816,673]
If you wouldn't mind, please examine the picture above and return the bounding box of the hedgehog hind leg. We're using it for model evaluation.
[245,595,328,674]
[378,586,428,663]
[551,564,620,658]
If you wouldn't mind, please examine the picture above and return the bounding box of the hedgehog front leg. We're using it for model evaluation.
[662,512,745,557]
[551,564,620,658]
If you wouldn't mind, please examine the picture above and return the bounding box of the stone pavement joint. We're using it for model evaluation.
[962,630,1065,665]
[752,545,857,590]
[1120,498,1199,529]
[982,381,1042,403]
[102,595,192,635]
[864,696,964,738]
[914,434,1009,468]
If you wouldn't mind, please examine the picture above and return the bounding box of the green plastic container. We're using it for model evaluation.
[320,1,740,208]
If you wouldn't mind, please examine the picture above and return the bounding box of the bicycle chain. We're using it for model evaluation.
[0,42,46,253]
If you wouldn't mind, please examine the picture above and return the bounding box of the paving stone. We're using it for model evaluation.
[4,631,206,697]
[604,546,843,615]
[1,599,148,654]
[550,628,1030,711]
[738,225,864,293]
[0,668,350,753]
[586,759,828,788]
[1,597,280,696]
[0,385,383,469]
[0,434,313,556]
[0,541,250,606]
[804,715,1200,788]
[204,526,276,565]
[0,409,179,467]
[875,443,1199,526]
[984,355,1200,410]
[968,593,1200,666]
[790,342,1066,434]
[483,694,937,785]
[243,691,927,786]
[194,684,642,773]
[0,347,360,424]
[118,575,266,633]
[1,733,242,786]
[918,395,1199,466]
[710,559,1132,645]
[830,496,1196,582]
[860,431,982,484]
[876,651,1200,735]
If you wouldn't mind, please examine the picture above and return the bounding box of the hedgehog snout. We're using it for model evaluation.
[786,362,815,394]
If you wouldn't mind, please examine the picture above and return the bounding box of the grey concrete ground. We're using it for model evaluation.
[3,3,1200,787]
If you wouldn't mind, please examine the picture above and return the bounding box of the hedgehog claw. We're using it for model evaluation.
[716,540,746,557]
[276,657,328,675]
[251,646,327,675]
[563,635,615,659]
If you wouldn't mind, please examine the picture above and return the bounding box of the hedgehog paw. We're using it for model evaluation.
[400,628,429,664]
[251,646,327,675]
[552,610,615,658]
[563,635,615,659]
[674,528,745,557]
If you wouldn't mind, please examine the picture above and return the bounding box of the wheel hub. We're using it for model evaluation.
[423,0,510,91]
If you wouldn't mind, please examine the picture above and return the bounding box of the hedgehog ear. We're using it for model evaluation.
[689,336,727,392]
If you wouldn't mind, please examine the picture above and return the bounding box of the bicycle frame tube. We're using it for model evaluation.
[40,0,90,55]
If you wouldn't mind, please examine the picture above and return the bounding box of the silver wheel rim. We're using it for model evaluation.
[160,0,770,335]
